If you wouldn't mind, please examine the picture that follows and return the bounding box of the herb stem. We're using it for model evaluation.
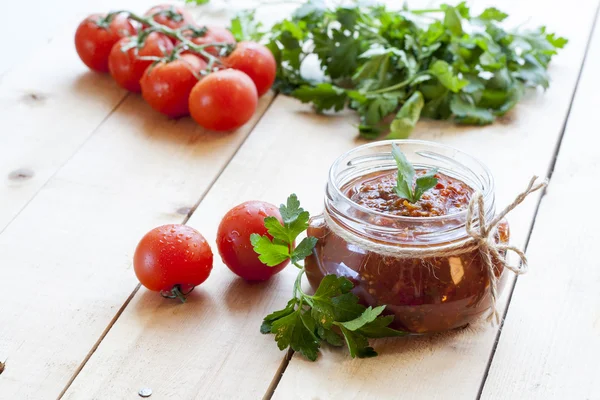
[364,73,427,95]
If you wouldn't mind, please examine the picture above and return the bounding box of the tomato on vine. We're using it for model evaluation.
[188,69,258,131]
[75,13,138,72]
[134,224,213,301]
[144,4,193,32]
[108,32,173,92]
[223,41,276,97]
[217,201,290,281]
[189,26,236,56]
[140,53,206,118]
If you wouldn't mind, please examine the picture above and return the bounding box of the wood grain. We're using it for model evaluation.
[480,10,600,400]
[269,0,600,398]
[0,9,277,395]
[61,2,598,399]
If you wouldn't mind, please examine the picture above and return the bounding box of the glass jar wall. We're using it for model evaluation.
[304,141,509,334]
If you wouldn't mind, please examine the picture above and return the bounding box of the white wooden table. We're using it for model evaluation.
[1,0,598,399]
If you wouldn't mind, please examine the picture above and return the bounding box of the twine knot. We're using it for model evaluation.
[465,176,548,324]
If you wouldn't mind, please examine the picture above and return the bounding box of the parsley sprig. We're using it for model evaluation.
[392,143,438,203]
[231,1,567,139]
[251,195,406,361]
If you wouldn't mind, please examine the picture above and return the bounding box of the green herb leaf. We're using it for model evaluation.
[229,10,264,42]
[430,60,468,93]
[392,143,438,203]
[250,234,290,266]
[392,143,416,200]
[443,6,463,36]
[261,299,298,334]
[339,326,378,358]
[387,91,424,139]
[477,7,508,22]
[357,315,408,338]
[414,169,440,199]
[291,237,318,263]
[337,305,386,331]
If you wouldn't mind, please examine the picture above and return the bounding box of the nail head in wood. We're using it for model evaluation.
[8,168,34,181]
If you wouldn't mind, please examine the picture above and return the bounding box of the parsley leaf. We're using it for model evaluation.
[229,10,263,42]
[254,195,407,361]
[388,91,424,139]
[239,2,566,138]
[392,143,438,203]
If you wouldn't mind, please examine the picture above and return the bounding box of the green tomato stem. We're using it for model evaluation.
[104,10,232,66]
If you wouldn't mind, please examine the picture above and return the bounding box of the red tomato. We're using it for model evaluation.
[188,69,258,131]
[223,41,276,97]
[75,13,137,72]
[140,54,206,118]
[144,4,193,31]
[108,32,173,92]
[217,201,290,281]
[189,26,236,56]
[134,224,213,300]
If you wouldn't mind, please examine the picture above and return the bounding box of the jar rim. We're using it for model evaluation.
[327,139,495,224]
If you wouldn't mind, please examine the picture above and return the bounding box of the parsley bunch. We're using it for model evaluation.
[251,195,406,361]
[231,1,567,139]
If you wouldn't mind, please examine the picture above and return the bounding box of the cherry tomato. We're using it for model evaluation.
[134,224,213,300]
[144,4,193,31]
[189,26,236,56]
[188,69,258,131]
[75,13,137,72]
[223,41,276,97]
[140,54,205,118]
[108,32,173,92]
[217,201,290,281]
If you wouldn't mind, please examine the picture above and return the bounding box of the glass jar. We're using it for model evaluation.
[305,140,509,334]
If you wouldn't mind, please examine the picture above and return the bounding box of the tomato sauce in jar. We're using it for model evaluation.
[305,141,509,334]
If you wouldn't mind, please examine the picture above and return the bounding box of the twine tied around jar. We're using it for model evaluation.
[324,176,548,326]
[466,175,547,324]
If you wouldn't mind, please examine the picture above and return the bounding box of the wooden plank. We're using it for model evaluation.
[0,64,275,400]
[0,1,242,234]
[270,2,600,399]
[0,27,128,233]
[480,11,600,400]
[61,2,598,399]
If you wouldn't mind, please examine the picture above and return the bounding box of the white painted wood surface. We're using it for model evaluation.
[0,2,276,396]
[0,0,598,399]
[480,12,600,400]
[61,1,599,399]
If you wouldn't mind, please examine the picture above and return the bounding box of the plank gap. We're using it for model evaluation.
[57,284,142,400]
[475,2,600,398]
[544,0,600,181]
[263,349,294,400]
[57,93,279,398]
[181,93,280,227]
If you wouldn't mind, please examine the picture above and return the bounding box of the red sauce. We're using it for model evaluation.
[346,170,473,217]
[305,170,508,334]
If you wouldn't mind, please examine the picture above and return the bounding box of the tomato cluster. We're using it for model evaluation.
[74,5,276,131]
[133,201,290,301]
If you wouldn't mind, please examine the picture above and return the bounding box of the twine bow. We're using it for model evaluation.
[465,176,548,324]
